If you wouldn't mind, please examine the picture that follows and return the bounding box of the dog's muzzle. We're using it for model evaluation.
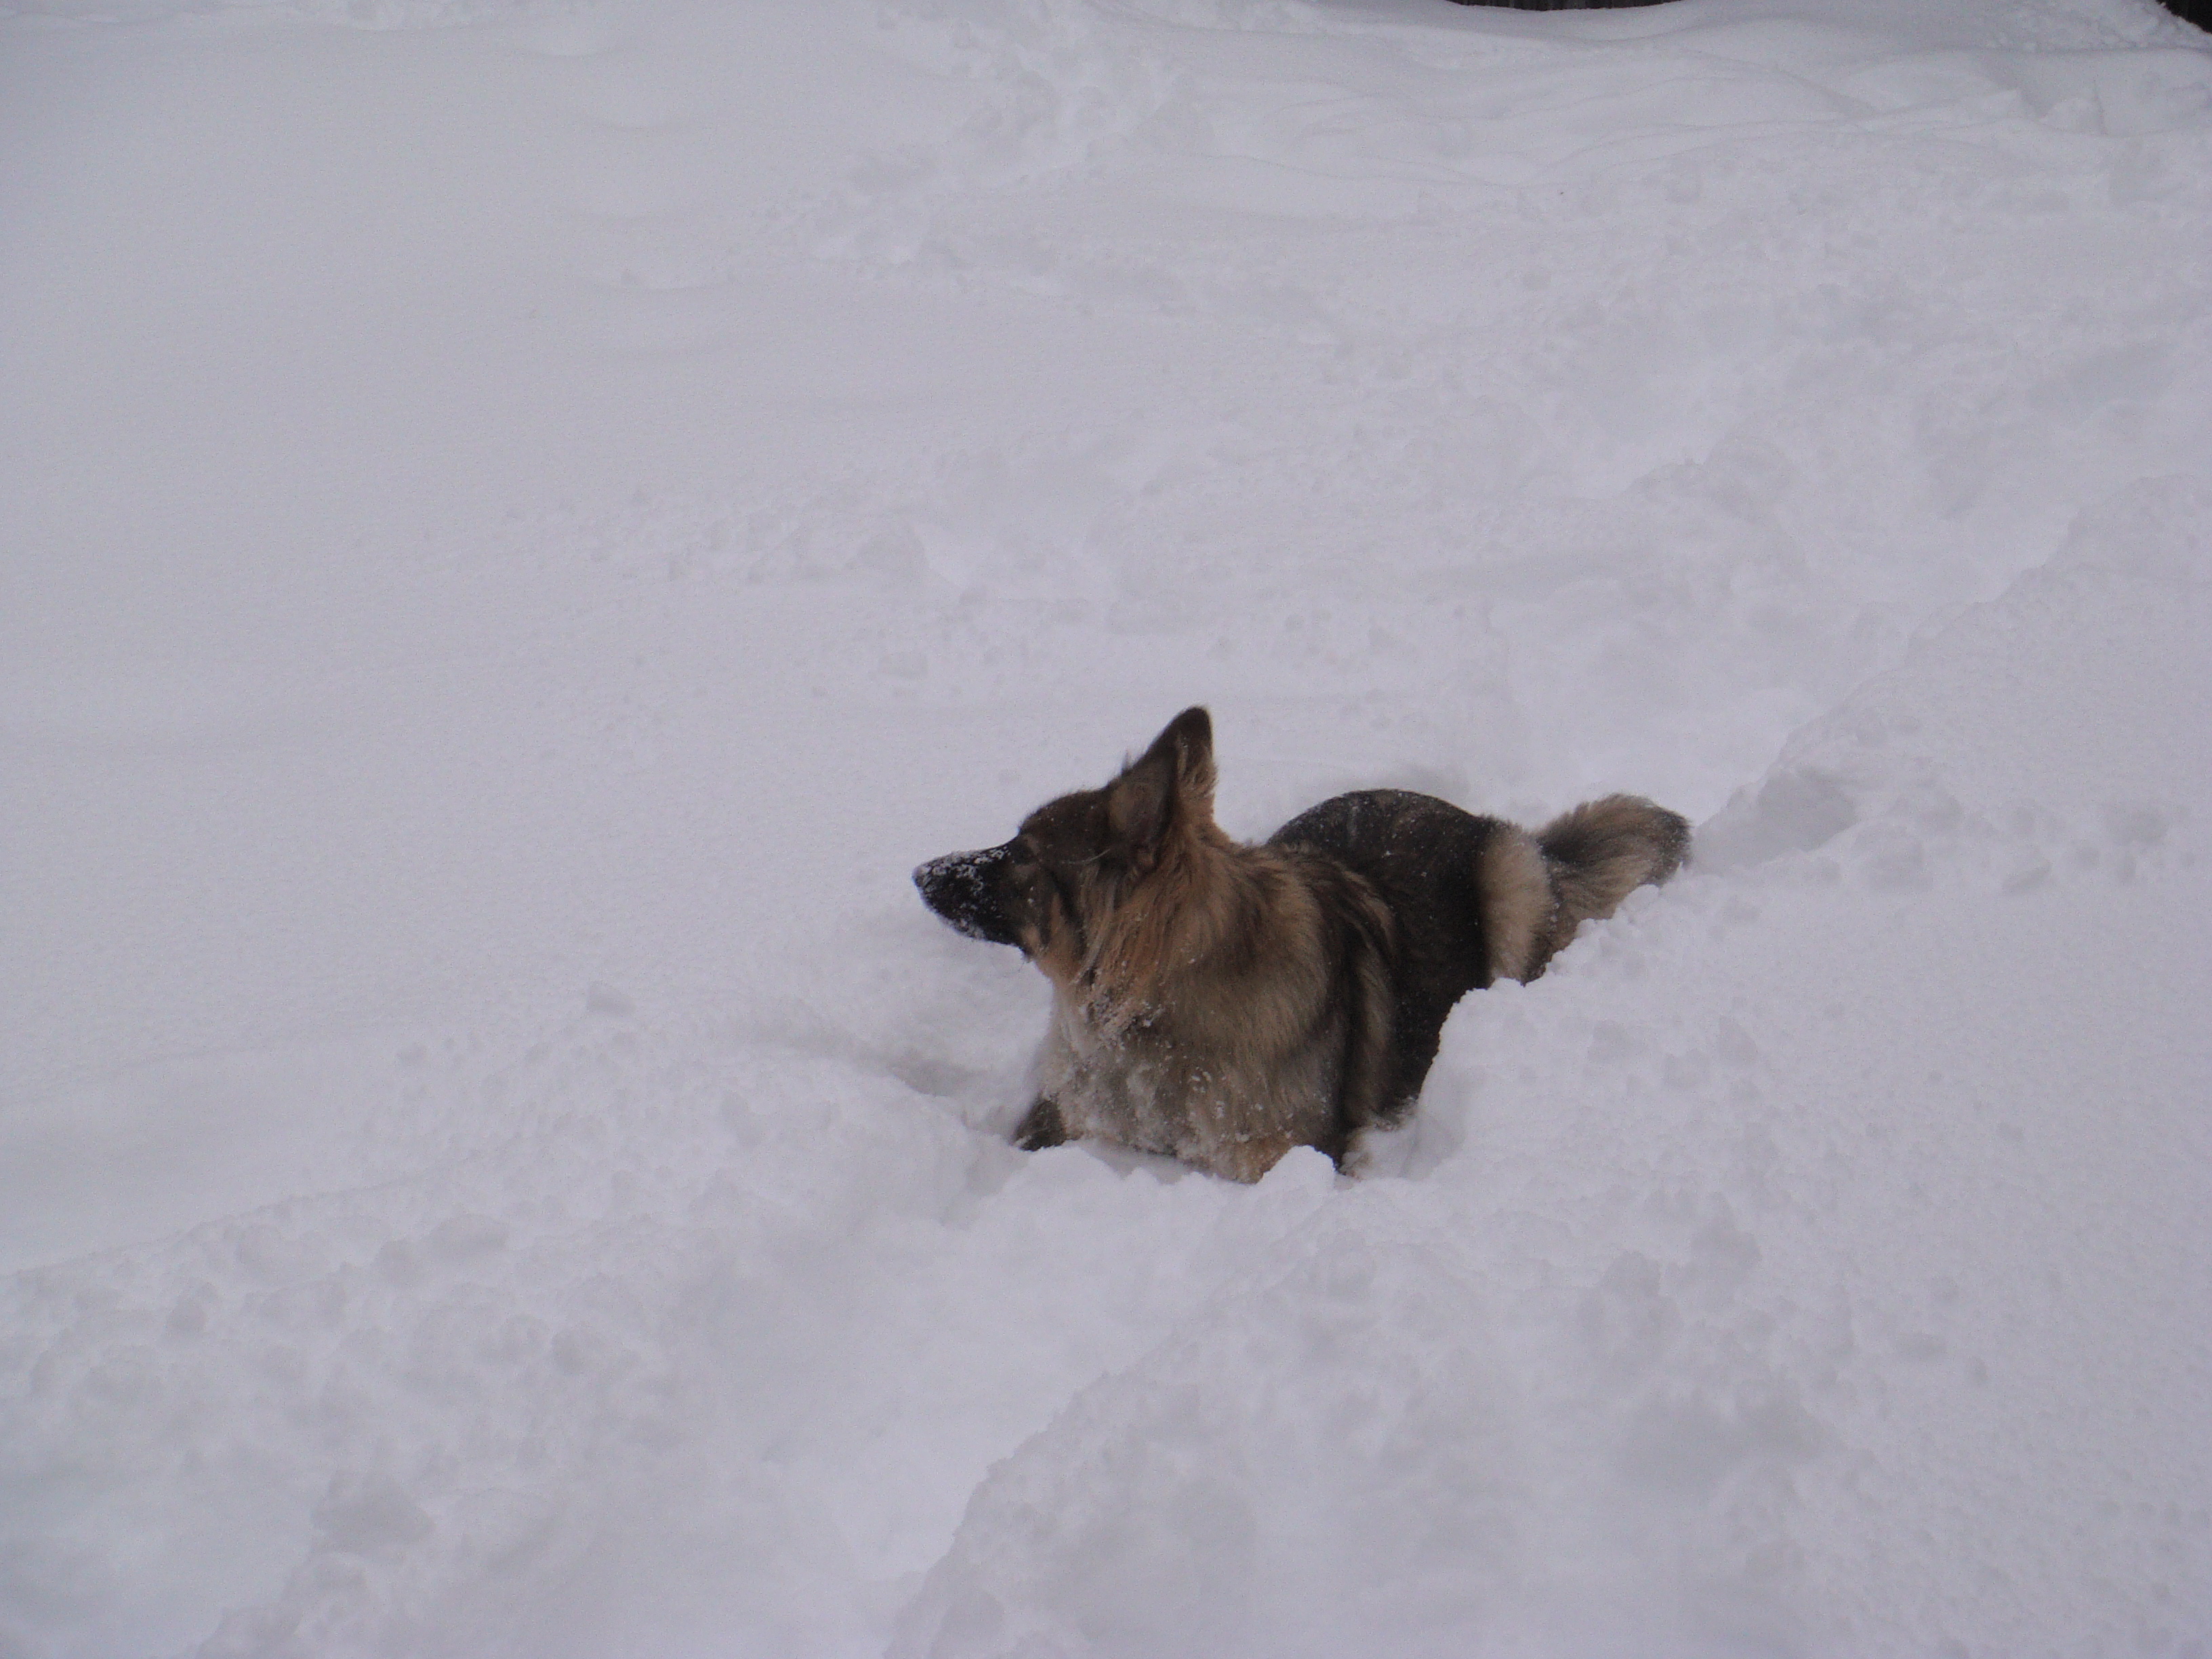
[914,842,1023,947]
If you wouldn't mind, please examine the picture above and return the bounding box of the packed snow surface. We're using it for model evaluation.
[4,0,2211,1653]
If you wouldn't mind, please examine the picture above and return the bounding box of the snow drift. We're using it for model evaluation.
[3,0,2209,1654]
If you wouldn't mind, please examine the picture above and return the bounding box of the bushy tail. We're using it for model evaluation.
[1476,795,1689,984]
[1530,794,1690,975]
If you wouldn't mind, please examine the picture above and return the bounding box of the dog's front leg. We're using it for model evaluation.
[1014,1096,1067,1151]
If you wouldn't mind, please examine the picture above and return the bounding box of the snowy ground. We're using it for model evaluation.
[4,0,2211,1653]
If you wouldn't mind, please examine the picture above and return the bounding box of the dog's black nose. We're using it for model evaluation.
[914,844,1022,947]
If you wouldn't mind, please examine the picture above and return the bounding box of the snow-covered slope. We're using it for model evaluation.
[2,1,2208,1654]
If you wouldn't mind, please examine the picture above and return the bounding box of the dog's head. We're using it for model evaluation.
[914,706,1218,979]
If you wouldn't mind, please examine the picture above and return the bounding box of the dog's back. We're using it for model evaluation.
[1271,788,1689,1120]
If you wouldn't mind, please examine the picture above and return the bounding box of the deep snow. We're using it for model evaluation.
[3,0,2209,1654]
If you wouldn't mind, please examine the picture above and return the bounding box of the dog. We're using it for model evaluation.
[914,708,1689,1183]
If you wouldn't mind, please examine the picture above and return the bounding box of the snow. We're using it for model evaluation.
[2,0,2209,1653]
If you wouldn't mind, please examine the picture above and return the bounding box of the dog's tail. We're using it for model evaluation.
[1540,794,1691,943]
[1481,795,1690,983]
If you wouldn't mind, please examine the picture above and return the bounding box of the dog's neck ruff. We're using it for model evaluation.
[1067,825,1256,1032]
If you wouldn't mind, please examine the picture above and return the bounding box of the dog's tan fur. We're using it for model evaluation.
[1477,827,1554,985]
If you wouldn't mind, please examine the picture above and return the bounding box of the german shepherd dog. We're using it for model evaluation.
[914,708,1688,1183]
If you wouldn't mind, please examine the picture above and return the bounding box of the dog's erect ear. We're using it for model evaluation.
[1157,705,1217,817]
[1107,707,1216,867]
